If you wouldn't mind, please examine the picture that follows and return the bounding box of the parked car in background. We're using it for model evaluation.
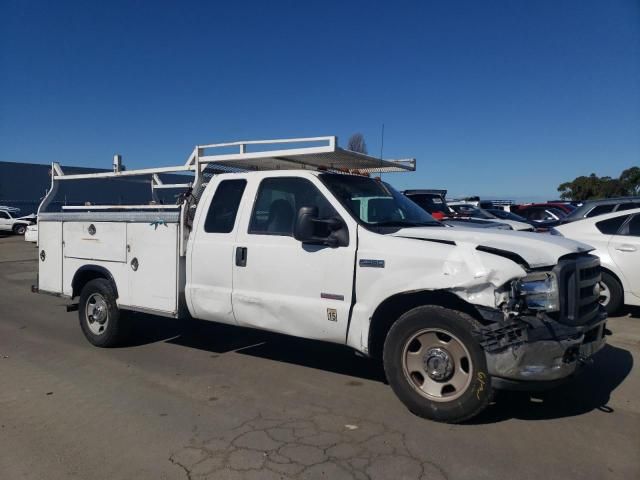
[404,190,512,230]
[559,197,640,224]
[448,202,533,231]
[486,208,531,224]
[24,224,38,243]
[0,207,36,235]
[512,205,567,224]
[552,208,640,314]
[513,202,574,217]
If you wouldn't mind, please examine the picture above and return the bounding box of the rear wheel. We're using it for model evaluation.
[383,305,492,423]
[13,224,26,235]
[599,271,623,316]
[78,278,128,347]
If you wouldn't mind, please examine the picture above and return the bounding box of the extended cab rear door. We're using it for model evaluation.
[187,175,249,324]
[231,173,357,343]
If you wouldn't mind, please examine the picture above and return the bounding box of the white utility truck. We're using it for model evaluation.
[34,137,607,422]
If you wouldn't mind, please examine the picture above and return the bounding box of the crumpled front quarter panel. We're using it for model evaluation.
[347,227,526,353]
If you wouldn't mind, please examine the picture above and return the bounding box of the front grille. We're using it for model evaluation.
[553,254,602,326]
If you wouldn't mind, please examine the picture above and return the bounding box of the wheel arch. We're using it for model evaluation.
[600,266,624,302]
[367,289,487,360]
[71,265,119,299]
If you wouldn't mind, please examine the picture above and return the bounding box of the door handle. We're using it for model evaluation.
[235,247,248,267]
[615,245,637,252]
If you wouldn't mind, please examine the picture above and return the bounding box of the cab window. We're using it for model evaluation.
[249,177,338,237]
[204,180,247,233]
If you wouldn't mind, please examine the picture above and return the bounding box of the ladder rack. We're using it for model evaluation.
[39,135,416,213]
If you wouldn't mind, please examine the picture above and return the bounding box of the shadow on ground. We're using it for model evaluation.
[125,313,633,423]
[471,344,633,423]
[625,306,640,319]
[127,313,386,382]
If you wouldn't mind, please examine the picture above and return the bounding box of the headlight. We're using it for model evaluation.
[516,272,559,312]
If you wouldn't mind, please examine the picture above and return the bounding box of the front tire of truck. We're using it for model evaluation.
[78,278,127,347]
[383,305,492,423]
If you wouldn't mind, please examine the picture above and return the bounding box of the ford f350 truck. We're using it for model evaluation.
[33,137,607,423]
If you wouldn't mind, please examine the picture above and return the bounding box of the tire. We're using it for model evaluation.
[13,224,26,235]
[383,305,492,423]
[599,271,623,316]
[78,278,128,347]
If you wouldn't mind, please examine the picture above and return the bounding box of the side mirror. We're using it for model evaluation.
[293,206,349,248]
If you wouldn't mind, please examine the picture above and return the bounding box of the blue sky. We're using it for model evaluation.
[1,0,638,200]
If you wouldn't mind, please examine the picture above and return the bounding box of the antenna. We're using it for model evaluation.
[379,123,385,180]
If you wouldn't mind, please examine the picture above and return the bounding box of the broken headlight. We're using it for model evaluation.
[515,271,559,312]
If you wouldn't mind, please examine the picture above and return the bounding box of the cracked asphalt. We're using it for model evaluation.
[1,234,639,479]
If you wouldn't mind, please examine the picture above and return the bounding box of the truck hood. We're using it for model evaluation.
[391,226,592,268]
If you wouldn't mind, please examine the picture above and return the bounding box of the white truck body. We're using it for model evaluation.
[34,136,607,422]
[0,207,34,234]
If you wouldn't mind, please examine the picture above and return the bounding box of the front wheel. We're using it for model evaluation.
[78,278,128,347]
[13,224,26,235]
[599,271,623,316]
[383,305,492,423]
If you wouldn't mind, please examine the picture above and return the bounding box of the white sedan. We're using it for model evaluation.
[553,208,640,314]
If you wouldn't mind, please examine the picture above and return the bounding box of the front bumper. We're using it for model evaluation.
[474,308,607,386]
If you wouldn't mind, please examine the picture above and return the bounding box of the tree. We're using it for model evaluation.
[557,168,640,201]
[347,133,368,154]
[620,166,640,196]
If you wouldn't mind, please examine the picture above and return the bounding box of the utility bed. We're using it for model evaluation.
[39,210,182,316]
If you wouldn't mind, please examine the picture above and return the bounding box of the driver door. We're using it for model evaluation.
[232,175,357,343]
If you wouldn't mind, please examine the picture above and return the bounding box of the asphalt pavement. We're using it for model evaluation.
[1,234,638,480]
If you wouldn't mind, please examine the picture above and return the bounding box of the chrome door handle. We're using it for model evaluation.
[615,245,637,252]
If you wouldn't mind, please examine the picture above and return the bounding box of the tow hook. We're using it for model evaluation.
[578,355,594,366]
[66,303,79,312]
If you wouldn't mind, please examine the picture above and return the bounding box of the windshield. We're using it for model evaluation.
[488,209,528,222]
[319,174,440,228]
[450,204,496,219]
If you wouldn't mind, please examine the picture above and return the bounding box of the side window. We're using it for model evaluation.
[586,204,614,217]
[528,208,545,221]
[0,211,9,219]
[203,179,247,233]
[596,215,628,235]
[249,177,337,236]
[616,202,639,211]
[625,215,640,236]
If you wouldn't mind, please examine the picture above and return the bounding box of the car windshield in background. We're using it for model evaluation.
[487,209,528,222]
[319,174,440,228]
[451,204,495,219]
[408,195,449,215]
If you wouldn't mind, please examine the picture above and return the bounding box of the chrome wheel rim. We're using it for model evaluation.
[402,328,473,402]
[598,281,610,307]
[86,293,109,335]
